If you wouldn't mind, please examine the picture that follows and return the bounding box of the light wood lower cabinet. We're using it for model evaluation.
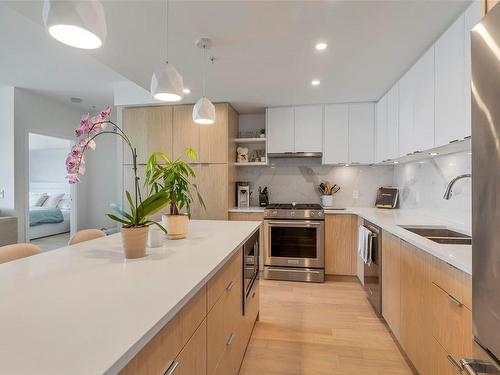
[325,214,358,276]
[119,247,258,375]
[381,231,401,340]
[228,212,264,222]
[400,240,432,375]
[381,231,473,375]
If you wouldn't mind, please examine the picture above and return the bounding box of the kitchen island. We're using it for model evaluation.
[0,220,261,375]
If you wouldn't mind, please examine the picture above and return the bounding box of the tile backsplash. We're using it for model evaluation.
[237,158,394,208]
[237,151,472,229]
[393,151,472,228]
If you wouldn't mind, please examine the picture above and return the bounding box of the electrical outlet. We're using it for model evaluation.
[0,189,4,199]
[353,190,359,199]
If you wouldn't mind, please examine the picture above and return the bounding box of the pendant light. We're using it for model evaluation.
[43,0,107,49]
[193,38,215,125]
[150,0,184,102]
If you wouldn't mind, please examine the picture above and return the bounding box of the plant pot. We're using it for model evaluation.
[162,214,189,240]
[121,226,149,259]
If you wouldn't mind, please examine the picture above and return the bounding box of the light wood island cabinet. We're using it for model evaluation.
[119,247,258,375]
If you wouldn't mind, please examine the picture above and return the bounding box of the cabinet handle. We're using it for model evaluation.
[164,361,179,375]
[464,135,471,140]
[252,291,256,298]
[447,355,464,373]
[447,293,463,307]
[449,139,459,144]
[226,281,234,291]
[226,332,235,346]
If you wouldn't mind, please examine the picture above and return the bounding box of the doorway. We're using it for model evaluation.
[27,133,76,250]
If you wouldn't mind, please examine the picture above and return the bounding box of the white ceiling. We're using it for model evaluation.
[5,1,471,113]
[0,2,125,111]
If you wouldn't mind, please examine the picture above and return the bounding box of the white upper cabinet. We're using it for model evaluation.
[398,67,415,157]
[398,46,435,156]
[464,1,482,136]
[294,105,323,153]
[376,93,388,163]
[412,46,435,152]
[267,107,294,153]
[348,103,375,164]
[386,84,399,160]
[323,104,349,164]
[435,13,466,146]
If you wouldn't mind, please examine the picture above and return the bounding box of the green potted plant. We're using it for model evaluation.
[66,106,169,259]
[145,148,205,239]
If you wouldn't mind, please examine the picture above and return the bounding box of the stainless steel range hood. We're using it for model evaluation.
[267,152,322,158]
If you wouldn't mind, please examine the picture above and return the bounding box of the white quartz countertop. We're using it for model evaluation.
[0,220,261,375]
[228,206,265,213]
[324,207,472,275]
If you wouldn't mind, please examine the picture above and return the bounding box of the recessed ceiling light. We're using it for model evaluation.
[311,79,320,86]
[429,152,438,156]
[315,42,327,51]
[183,88,191,94]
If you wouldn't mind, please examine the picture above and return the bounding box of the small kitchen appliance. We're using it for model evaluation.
[237,182,250,208]
[264,203,324,283]
[258,186,269,207]
[375,187,399,209]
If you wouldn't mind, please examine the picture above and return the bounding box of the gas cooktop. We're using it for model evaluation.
[264,203,324,219]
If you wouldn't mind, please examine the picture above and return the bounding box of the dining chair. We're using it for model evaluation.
[0,243,42,264]
[68,229,106,245]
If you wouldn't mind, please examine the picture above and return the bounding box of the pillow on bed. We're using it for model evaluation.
[42,193,65,208]
[29,193,48,207]
[57,195,71,210]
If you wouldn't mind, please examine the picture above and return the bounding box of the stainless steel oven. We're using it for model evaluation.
[263,203,325,283]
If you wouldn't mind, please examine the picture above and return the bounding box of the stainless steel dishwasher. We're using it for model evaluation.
[362,220,382,315]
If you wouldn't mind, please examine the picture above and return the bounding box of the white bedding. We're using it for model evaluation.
[29,209,70,240]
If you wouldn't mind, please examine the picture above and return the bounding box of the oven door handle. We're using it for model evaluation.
[266,220,322,227]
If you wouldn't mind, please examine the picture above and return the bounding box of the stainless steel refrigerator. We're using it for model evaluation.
[464,3,500,374]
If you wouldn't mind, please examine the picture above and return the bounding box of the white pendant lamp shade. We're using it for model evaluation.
[43,0,106,49]
[151,63,184,102]
[193,96,215,125]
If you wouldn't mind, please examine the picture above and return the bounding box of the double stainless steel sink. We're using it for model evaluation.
[399,226,472,245]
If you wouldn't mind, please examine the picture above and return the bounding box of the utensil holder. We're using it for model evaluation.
[321,195,333,207]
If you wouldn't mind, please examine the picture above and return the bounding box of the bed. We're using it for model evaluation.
[29,182,71,240]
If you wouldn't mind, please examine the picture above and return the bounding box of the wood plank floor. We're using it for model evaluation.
[239,277,412,375]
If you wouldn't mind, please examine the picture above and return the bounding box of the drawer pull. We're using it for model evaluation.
[226,332,235,346]
[252,291,256,298]
[226,281,235,291]
[447,355,464,373]
[164,361,179,375]
[447,293,463,307]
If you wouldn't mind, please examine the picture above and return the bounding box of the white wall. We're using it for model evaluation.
[29,148,69,183]
[84,110,120,231]
[0,86,15,216]
[12,89,121,240]
[394,151,471,228]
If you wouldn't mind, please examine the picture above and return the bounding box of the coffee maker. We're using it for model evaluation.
[237,182,250,208]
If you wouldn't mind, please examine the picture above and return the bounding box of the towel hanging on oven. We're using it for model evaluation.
[358,225,373,265]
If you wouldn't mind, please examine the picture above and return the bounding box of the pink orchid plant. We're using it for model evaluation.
[66,106,170,232]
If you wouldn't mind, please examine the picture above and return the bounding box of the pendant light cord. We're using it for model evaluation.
[165,0,169,63]
[202,44,206,97]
